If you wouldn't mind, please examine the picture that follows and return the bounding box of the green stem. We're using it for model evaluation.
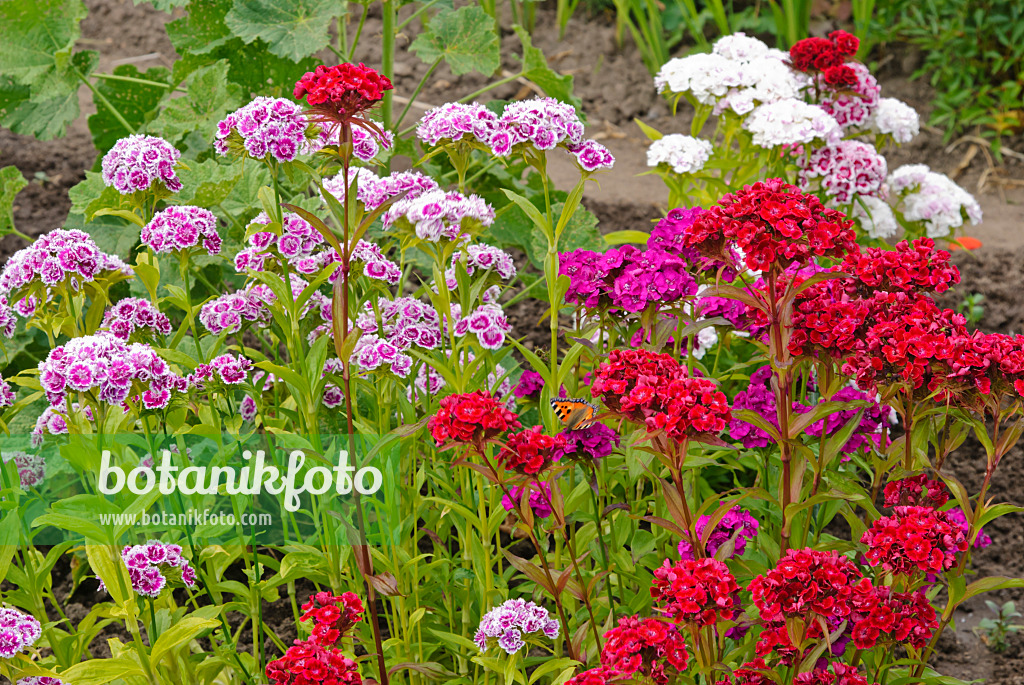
[395,58,443,129]
[74,66,134,135]
[91,72,173,89]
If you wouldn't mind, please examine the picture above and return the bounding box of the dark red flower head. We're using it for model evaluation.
[684,179,857,273]
[294,63,393,122]
[823,64,859,88]
[299,591,364,646]
[829,30,860,56]
[600,615,688,684]
[848,586,938,650]
[566,666,627,685]
[882,474,949,508]
[496,425,566,475]
[861,506,968,576]
[429,390,522,448]
[789,36,842,72]
[266,641,362,685]
[650,557,740,626]
[748,548,868,623]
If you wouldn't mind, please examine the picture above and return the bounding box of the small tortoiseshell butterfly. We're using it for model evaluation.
[550,398,598,431]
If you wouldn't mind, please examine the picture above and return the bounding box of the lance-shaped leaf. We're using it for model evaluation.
[410,5,500,77]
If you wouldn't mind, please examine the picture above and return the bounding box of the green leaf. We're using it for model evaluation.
[172,38,319,100]
[151,615,220,664]
[0,0,88,91]
[166,0,233,55]
[0,51,98,140]
[135,0,191,10]
[0,166,28,237]
[528,203,602,269]
[67,171,121,219]
[514,26,579,108]
[148,60,242,144]
[409,6,500,77]
[225,0,345,61]
[174,158,244,207]
[88,65,170,152]
[59,656,147,685]
[64,212,141,258]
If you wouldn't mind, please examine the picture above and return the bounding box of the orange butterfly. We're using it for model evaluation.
[550,398,598,431]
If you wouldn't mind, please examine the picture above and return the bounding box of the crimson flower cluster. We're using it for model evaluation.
[300,591,364,646]
[428,391,522,448]
[599,615,689,684]
[496,426,567,475]
[848,587,938,650]
[838,239,960,295]
[592,349,731,442]
[684,179,857,273]
[650,557,740,626]
[266,591,365,685]
[861,505,968,576]
[789,31,859,72]
[748,548,869,623]
[294,63,392,132]
[882,474,949,508]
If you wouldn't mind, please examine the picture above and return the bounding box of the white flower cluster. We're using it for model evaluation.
[655,33,807,117]
[744,99,841,148]
[851,196,899,240]
[888,164,983,238]
[646,134,713,174]
[872,98,920,144]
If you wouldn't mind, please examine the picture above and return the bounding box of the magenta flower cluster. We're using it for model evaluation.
[3,451,46,489]
[17,677,65,685]
[0,607,41,658]
[348,297,442,378]
[502,481,554,519]
[312,123,394,162]
[799,140,887,204]
[199,283,275,334]
[141,206,222,255]
[235,212,325,275]
[324,168,440,212]
[946,507,993,550]
[208,354,253,385]
[383,190,495,243]
[38,334,183,409]
[560,245,698,312]
[101,134,182,194]
[101,298,173,341]
[553,424,621,462]
[450,303,511,349]
[513,370,545,400]
[474,598,560,655]
[215,96,312,163]
[320,240,401,285]
[0,229,133,317]
[417,98,614,171]
[115,540,197,599]
[677,506,759,560]
[0,377,14,408]
[31,404,92,447]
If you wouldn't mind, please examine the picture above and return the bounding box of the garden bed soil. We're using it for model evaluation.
[3,0,1024,680]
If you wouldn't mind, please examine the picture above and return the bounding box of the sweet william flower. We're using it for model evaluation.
[748,548,869,622]
[678,506,759,560]
[496,426,566,475]
[650,557,740,626]
[294,63,392,119]
[0,607,41,658]
[475,599,560,655]
[861,506,968,576]
[101,134,182,194]
[429,390,521,447]
[141,205,222,256]
[600,615,689,684]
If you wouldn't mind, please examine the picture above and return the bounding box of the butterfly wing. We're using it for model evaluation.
[550,398,597,431]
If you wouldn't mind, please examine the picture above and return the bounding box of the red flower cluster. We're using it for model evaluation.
[294,63,392,114]
[266,642,362,685]
[839,239,960,295]
[789,31,859,72]
[566,666,626,685]
[592,349,731,442]
[685,179,857,273]
[300,591,364,646]
[496,425,566,475]
[650,557,740,626]
[861,506,968,576]
[849,587,938,650]
[600,615,688,684]
[753,623,800,664]
[793,663,872,685]
[429,391,521,447]
[823,64,858,88]
[748,548,869,622]
[714,658,774,685]
[882,475,949,508]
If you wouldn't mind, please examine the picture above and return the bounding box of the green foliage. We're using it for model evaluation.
[224,0,345,61]
[88,65,172,152]
[410,5,501,76]
[0,166,27,238]
[957,293,986,327]
[889,0,1024,143]
[975,600,1024,652]
[148,60,242,145]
